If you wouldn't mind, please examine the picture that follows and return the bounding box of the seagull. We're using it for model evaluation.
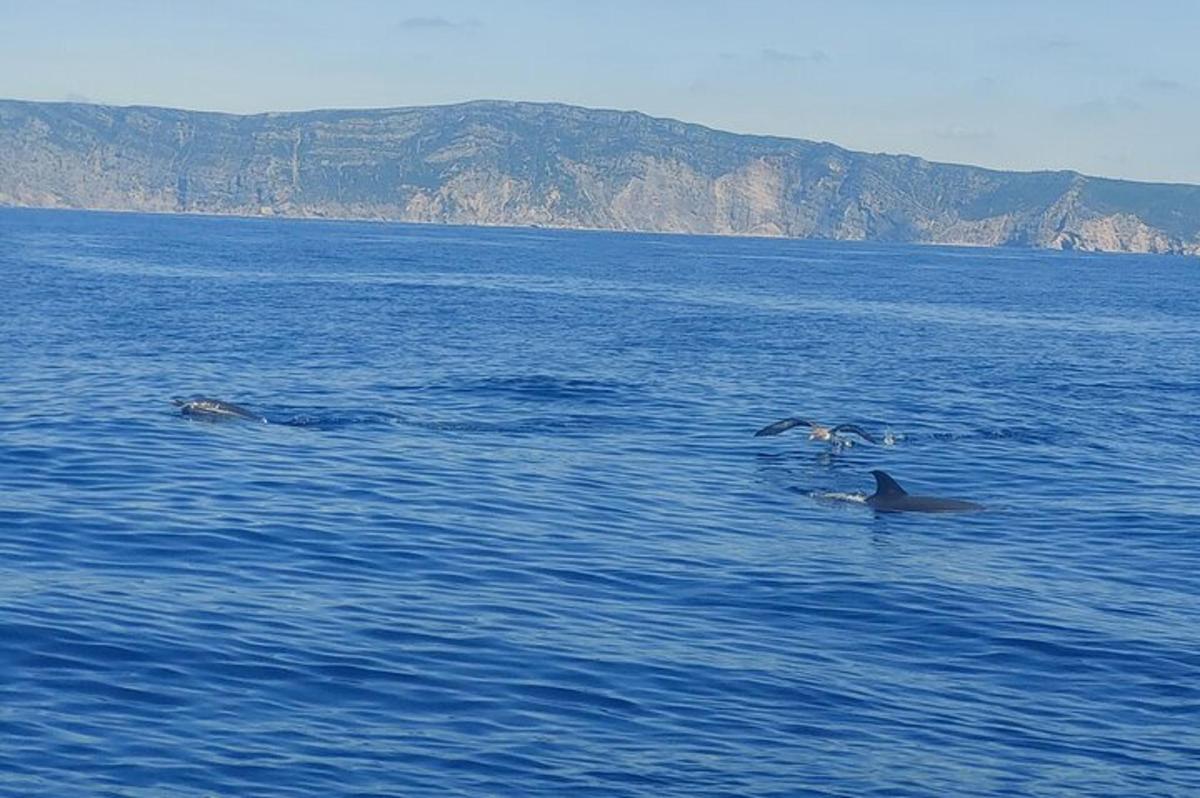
[753,417,878,446]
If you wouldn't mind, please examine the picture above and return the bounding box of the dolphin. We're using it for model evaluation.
[865,470,983,513]
[173,397,267,423]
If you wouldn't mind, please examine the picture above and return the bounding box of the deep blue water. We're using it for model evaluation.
[2,207,1198,797]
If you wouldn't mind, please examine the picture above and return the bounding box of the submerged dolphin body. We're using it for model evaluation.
[865,470,983,513]
[173,397,267,423]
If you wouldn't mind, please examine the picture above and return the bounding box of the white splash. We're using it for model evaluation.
[811,491,868,504]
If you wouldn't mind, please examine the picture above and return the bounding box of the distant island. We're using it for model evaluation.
[2,98,1198,255]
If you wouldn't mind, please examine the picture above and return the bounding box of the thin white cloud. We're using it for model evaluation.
[1035,37,1080,52]
[761,48,828,65]
[396,16,480,31]
[1060,96,1143,121]
[968,76,1000,96]
[930,125,995,144]
[1138,76,1184,92]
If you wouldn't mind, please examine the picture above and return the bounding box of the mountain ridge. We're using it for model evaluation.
[2,97,1197,254]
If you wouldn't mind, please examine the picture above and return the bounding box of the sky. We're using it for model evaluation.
[2,0,1198,184]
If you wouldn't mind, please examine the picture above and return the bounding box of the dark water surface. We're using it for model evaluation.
[2,208,1198,796]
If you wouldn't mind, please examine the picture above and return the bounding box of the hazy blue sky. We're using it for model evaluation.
[3,0,1197,183]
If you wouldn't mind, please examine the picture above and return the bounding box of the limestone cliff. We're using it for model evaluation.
[1,98,1197,255]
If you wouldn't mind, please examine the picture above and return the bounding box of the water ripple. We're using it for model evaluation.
[1,209,1198,796]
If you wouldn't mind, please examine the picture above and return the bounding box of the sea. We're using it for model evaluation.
[1,207,1198,797]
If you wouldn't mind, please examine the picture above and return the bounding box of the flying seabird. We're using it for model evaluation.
[753,417,879,445]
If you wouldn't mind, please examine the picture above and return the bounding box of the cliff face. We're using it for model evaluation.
[2,98,1198,254]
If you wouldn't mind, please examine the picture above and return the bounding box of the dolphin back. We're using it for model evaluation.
[870,470,908,498]
[867,469,983,513]
[174,397,266,423]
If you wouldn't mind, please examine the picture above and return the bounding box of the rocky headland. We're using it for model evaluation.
[1,98,1197,255]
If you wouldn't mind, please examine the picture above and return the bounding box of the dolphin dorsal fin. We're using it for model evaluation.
[871,470,908,498]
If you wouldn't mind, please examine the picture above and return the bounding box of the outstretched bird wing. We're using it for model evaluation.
[831,424,878,443]
[753,417,814,437]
